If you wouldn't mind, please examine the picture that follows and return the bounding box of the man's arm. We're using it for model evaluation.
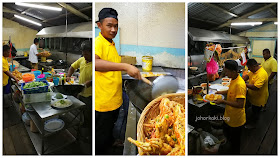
[268,72,276,83]
[242,75,249,81]
[66,66,75,82]
[4,71,19,82]
[215,98,245,108]
[95,55,141,79]
[246,83,259,91]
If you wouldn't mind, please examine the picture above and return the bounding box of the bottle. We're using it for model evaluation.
[62,75,65,86]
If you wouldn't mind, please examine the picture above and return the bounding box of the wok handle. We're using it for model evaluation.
[141,76,152,86]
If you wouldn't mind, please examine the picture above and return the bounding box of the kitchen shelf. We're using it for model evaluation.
[24,123,75,155]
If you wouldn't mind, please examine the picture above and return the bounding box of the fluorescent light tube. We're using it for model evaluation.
[14,15,42,26]
[231,22,262,26]
[274,22,278,25]
[15,2,62,11]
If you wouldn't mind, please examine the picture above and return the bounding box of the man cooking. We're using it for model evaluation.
[215,60,247,154]
[28,38,42,70]
[66,40,92,150]
[95,8,141,155]
[242,59,269,128]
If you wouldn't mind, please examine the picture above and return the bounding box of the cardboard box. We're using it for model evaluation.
[120,55,136,65]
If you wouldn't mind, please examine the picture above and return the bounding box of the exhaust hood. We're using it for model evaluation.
[36,22,92,38]
[188,27,249,44]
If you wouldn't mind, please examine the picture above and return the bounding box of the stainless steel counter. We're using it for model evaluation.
[17,64,30,73]
[122,66,170,79]
[123,102,140,155]
[30,96,85,120]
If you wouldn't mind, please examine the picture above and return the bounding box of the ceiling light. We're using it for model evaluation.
[231,22,262,26]
[15,2,62,11]
[14,15,42,26]
[274,22,278,25]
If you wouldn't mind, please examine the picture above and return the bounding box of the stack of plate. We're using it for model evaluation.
[44,118,65,132]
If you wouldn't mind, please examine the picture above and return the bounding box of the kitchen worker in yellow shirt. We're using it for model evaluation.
[261,48,277,88]
[95,8,141,155]
[3,45,19,107]
[215,60,246,154]
[66,40,92,153]
[243,59,268,129]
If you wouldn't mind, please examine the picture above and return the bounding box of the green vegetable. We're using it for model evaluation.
[23,81,47,89]
[55,93,63,99]
[59,100,66,104]
[165,114,169,119]
[173,138,177,142]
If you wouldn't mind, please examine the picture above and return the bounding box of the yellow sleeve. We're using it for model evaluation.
[235,82,246,99]
[254,73,267,89]
[95,37,103,58]
[271,59,277,72]
[3,58,9,72]
[71,57,83,69]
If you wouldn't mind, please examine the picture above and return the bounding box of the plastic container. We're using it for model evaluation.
[36,74,46,81]
[41,56,46,62]
[33,70,41,77]
[10,65,15,71]
[22,73,35,82]
[43,72,52,78]
[53,77,59,86]
[21,80,49,94]
[142,56,153,72]
[23,92,51,103]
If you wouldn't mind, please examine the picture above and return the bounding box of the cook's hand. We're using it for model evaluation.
[126,64,141,80]
[84,80,92,88]
[14,78,19,83]
[66,77,71,82]
[215,99,224,104]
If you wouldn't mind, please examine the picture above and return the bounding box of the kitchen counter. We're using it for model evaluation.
[17,64,30,73]
[122,66,170,79]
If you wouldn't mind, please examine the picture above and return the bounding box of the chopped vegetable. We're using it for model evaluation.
[55,93,63,99]
[165,114,169,119]
[23,81,47,89]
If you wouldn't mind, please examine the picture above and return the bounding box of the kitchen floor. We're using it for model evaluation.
[3,94,91,155]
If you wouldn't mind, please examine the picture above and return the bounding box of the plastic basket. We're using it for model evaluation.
[23,92,52,103]
[21,80,49,94]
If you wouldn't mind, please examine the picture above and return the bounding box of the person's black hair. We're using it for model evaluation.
[224,60,238,72]
[3,45,10,52]
[246,59,258,67]
[263,48,270,54]
[81,40,92,52]
[34,38,39,44]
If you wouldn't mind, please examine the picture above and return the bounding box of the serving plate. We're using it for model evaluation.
[44,118,65,132]
[203,94,224,104]
[51,93,67,100]
[51,99,73,109]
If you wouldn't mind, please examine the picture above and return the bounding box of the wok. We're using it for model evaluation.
[124,75,179,112]
[52,85,84,97]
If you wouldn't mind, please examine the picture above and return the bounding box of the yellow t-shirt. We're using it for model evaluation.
[224,75,247,127]
[261,57,277,84]
[95,33,122,112]
[3,56,9,86]
[71,57,92,97]
[247,66,269,107]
